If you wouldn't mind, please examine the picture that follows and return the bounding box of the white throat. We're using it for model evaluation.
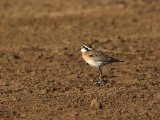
[81,48,87,52]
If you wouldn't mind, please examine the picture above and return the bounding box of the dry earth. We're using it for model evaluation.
[0,0,160,120]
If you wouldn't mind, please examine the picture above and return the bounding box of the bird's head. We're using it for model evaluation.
[78,44,93,52]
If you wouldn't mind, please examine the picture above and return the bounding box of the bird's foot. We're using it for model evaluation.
[96,80,101,86]
[96,77,106,86]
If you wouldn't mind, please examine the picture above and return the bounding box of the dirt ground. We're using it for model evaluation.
[0,0,160,120]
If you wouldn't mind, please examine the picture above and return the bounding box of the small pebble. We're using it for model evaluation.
[156,93,160,99]
[91,99,102,109]
[40,89,47,95]
[20,113,26,118]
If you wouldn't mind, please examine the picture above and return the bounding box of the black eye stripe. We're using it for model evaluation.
[81,45,92,51]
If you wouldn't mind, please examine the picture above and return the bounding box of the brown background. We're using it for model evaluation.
[0,0,160,120]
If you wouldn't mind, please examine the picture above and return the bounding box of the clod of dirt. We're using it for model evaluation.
[19,113,26,118]
[63,47,68,50]
[39,89,47,95]
[0,80,7,86]
[91,99,102,109]
[12,54,20,59]
[153,67,159,73]
[104,106,112,114]
[31,71,36,76]
[155,93,160,99]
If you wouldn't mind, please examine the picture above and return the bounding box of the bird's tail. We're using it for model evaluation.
[108,57,124,63]
[117,60,124,62]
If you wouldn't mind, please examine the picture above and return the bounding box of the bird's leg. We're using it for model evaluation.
[99,67,102,80]
[96,67,103,85]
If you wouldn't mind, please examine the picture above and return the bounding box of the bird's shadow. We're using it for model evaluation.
[92,75,118,86]
[88,72,118,86]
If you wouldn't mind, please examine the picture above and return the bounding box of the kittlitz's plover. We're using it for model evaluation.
[78,44,124,84]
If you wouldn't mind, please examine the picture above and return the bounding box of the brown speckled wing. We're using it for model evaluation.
[88,50,123,63]
[88,50,109,61]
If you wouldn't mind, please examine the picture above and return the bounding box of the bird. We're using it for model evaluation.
[78,44,124,84]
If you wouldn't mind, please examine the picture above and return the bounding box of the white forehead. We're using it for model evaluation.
[82,45,91,49]
[82,45,92,49]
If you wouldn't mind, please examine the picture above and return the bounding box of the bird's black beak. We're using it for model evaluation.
[77,48,81,52]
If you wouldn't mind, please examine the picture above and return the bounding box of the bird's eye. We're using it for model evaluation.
[85,47,88,51]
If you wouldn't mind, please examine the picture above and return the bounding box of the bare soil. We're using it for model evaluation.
[0,0,160,120]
